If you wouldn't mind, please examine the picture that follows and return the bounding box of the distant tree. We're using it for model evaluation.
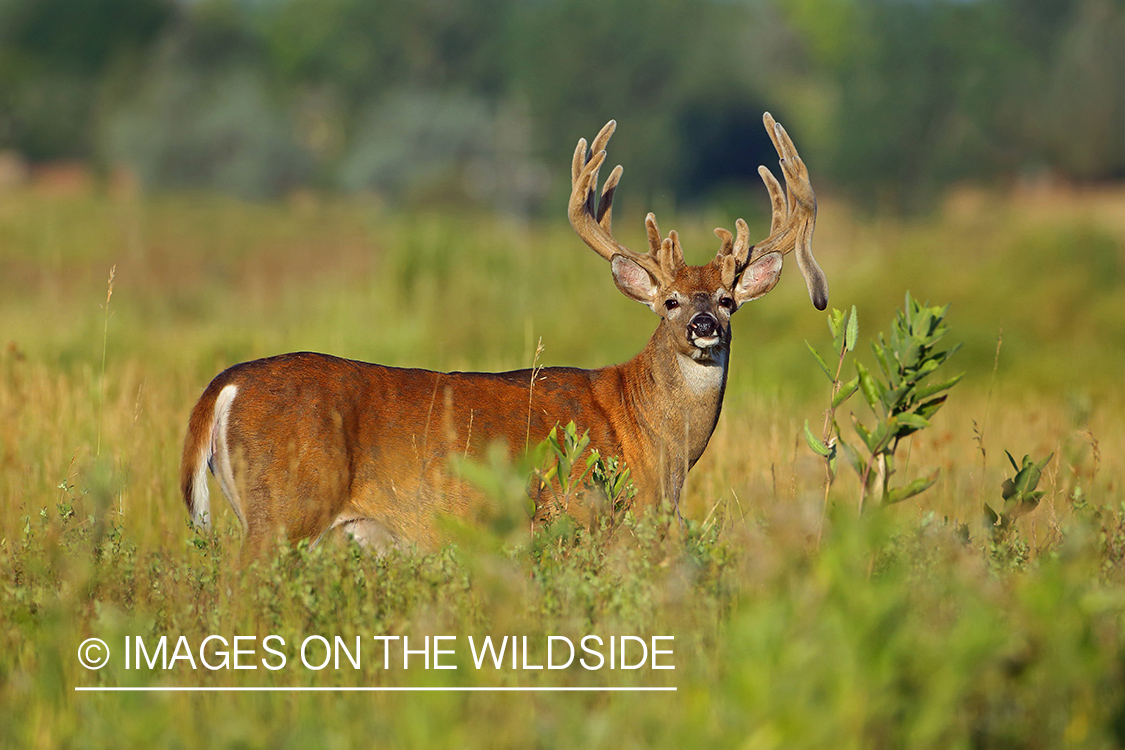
[5,0,1120,205]
[1036,0,1125,179]
[0,0,173,159]
[777,0,1122,208]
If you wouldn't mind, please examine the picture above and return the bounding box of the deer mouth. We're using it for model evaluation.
[687,331,725,359]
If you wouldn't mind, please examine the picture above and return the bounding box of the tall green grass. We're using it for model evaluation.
[2,184,1124,747]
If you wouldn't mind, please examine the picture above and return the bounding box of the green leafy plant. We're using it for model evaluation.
[454,420,638,549]
[806,292,962,512]
[531,421,637,532]
[985,451,1052,541]
[804,305,859,540]
[532,421,592,503]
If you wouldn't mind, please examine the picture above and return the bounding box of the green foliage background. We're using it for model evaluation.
[2,0,1124,207]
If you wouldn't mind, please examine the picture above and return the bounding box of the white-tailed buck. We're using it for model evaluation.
[181,113,827,557]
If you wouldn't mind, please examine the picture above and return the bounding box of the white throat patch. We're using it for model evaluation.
[676,350,727,396]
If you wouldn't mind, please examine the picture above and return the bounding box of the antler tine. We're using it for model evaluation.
[569,121,667,284]
[758,166,786,236]
[713,227,734,257]
[658,231,685,280]
[571,136,589,186]
[646,213,662,255]
[596,165,622,230]
[589,119,616,160]
[732,218,751,265]
[671,231,685,270]
[585,120,615,218]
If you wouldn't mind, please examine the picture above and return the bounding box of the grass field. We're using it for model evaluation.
[2,181,1125,748]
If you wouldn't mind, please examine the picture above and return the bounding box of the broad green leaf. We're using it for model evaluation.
[915,395,948,421]
[838,438,866,478]
[901,341,922,370]
[983,502,1000,526]
[845,305,859,352]
[917,359,940,377]
[894,413,932,438]
[828,308,845,341]
[803,419,832,457]
[832,377,859,408]
[914,373,964,402]
[1016,454,1045,494]
[882,384,911,413]
[852,416,873,452]
[806,340,834,380]
[1001,452,1052,505]
[856,361,882,412]
[871,420,891,452]
[615,468,632,497]
[897,413,931,429]
[884,470,939,504]
[873,343,899,388]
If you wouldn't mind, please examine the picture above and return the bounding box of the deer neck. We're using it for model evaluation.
[621,322,729,468]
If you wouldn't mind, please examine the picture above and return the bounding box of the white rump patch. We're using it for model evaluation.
[206,384,245,532]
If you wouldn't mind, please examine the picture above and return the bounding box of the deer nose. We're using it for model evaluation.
[689,313,718,338]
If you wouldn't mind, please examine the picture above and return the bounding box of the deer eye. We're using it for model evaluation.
[664,298,679,311]
[719,296,735,311]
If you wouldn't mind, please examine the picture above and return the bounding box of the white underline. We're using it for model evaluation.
[75,686,676,693]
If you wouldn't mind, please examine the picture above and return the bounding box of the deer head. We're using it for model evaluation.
[568,114,828,364]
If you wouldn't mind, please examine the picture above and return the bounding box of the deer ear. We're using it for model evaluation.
[611,255,659,306]
[734,252,783,306]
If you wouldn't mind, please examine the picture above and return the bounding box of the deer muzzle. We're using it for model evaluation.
[688,312,721,348]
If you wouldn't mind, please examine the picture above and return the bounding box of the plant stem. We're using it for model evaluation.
[96,265,116,458]
[974,327,1003,501]
[816,338,849,547]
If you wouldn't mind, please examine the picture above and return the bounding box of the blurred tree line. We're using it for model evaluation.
[1,0,1122,210]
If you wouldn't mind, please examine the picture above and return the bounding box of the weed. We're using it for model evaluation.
[806,292,963,512]
[804,304,859,541]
